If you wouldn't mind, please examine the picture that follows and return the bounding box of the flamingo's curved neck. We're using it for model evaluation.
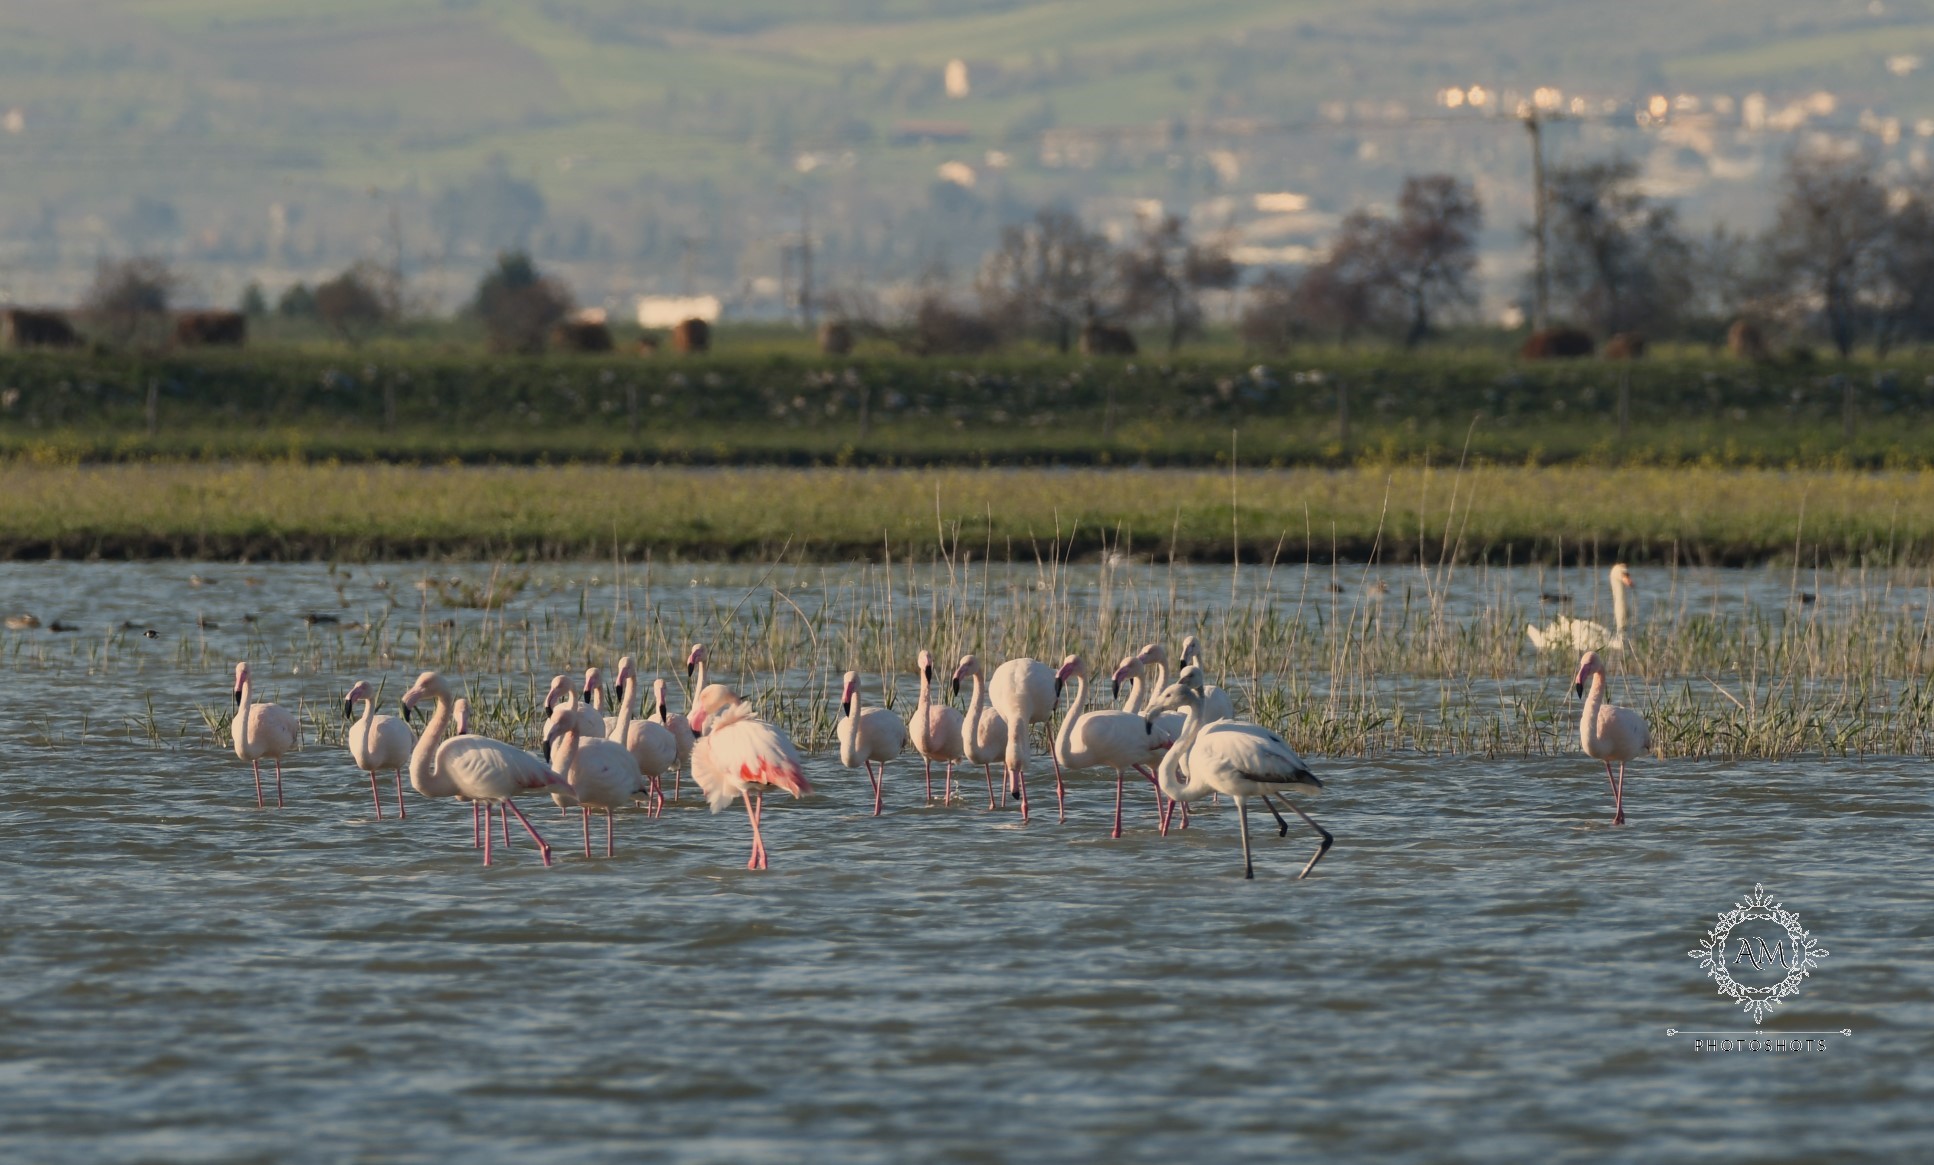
[1121,671,1145,714]
[1149,660,1168,698]
[1054,672,1087,762]
[1155,702,1204,802]
[693,659,708,700]
[915,669,931,716]
[965,673,987,734]
[408,694,458,798]
[1612,579,1632,635]
[354,697,376,762]
[556,717,583,789]
[235,679,255,752]
[610,680,632,742]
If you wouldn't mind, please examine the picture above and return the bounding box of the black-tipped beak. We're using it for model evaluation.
[687,661,695,678]
[924,664,933,684]
[1054,678,1064,698]
[1573,681,1584,698]
[232,688,241,707]
[581,688,593,703]
[1111,679,1121,699]
[401,704,415,725]
[951,677,960,697]
[658,700,668,719]
[342,699,354,720]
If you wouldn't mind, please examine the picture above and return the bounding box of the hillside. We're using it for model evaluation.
[1,0,1929,309]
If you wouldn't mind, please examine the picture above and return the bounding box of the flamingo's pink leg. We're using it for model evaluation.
[1016,766,1030,823]
[869,761,884,816]
[1135,765,1166,835]
[273,759,286,808]
[984,763,996,810]
[1613,763,1627,825]
[252,760,265,808]
[368,772,385,819]
[394,771,407,819]
[581,807,592,857]
[924,759,934,805]
[1112,769,1124,839]
[502,799,554,866]
[944,762,956,805]
[472,801,483,848]
[482,805,493,866]
[1055,770,1066,824]
[754,794,769,868]
[743,792,765,869]
[502,804,512,848]
[672,767,681,802]
[605,809,615,857]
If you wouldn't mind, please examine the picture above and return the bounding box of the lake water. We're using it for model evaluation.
[0,563,1929,1162]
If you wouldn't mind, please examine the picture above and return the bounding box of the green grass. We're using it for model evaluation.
[2,462,1930,565]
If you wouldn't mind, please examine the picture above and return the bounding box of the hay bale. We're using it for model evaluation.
[818,321,854,356]
[1078,320,1137,356]
[671,318,711,354]
[1520,327,1593,359]
[1,308,81,349]
[1602,332,1646,359]
[174,310,247,347]
[1727,319,1771,362]
[551,319,614,353]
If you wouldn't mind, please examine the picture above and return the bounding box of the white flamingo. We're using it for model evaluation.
[231,661,301,809]
[1053,654,1174,838]
[1574,650,1651,825]
[1114,652,1189,740]
[836,669,907,816]
[1155,686,1332,880]
[609,656,677,816]
[990,656,1061,822]
[576,665,611,737]
[1528,564,1637,652]
[908,649,965,805]
[952,654,1007,810]
[545,686,647,858]
[659,653,700,801]
[343,680,412,819]
[401,670,572,866]
[689,685,812,870]
[1177,636,1237,722]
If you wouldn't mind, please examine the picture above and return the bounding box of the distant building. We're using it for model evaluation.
[637,295,720,329]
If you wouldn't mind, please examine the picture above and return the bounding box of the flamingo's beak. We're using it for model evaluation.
[686,660,696,678]
[1111,678,1121,699]
[1573,680,1584,697]
[924,664,933,683]
[951,676,961,697]
[342,698,354,719]
[400,704,415,725]
[232,687,242,707]
[1054,678,1064,698]
[659,700,669,719]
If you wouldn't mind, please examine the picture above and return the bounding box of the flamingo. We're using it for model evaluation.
[1177,636,1237,722]
[989,656,1060,822]
[576,665,611,737]
[401,670,571,866]
[545,684,648,858]
[450,697,493,849]
[343,680,412,819]
[689,685,812,870]
[1528,564,1637,652]
[609,656,677,816]
[1155,685,1332,880]
[1053,654,1173,838]
[952,654,1007,810]
[907,650,965,804]
[1574,650,1651,825]
[1113,652,1188,739]
[231,661,301,808]
[836,670,907,816]
[659,654,700,801]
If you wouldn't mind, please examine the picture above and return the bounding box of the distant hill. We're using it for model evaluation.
[0,0,1928,310]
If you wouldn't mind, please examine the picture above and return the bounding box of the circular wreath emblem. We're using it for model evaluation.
[1689,883,1828,1025]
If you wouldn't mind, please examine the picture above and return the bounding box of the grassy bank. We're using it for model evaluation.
[5,347,1934,467]
[3,462,1931,565]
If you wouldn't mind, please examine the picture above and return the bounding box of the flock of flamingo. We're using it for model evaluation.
[227,565,1654,879]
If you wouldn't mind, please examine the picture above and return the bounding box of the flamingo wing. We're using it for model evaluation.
[1195,722,1317,787]
[370,714,416,770]
[1596,703,1652,759]
[255,703,303,755]
[437,736,570,801]
[713,718,813,799]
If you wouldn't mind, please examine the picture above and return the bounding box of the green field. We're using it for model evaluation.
[3,461,1929,565]
[4,346,1933,470]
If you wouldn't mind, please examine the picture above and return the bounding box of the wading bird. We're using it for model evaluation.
[836,670,907,816]
[546,682,648,858]
[232,661,300,808]
[343,680,413,819]
[990,655,1060,821]
[908,650,965,804]
[1154,686,1332,880]
[1178,635,1236,723]
[689,686,811,870]
[609,656,677,815]
[1574,650,1650,826]
[402,670,571,866]
[1053,654,1172,838]
[1528,565,1637,652]
[953,654,1007,810]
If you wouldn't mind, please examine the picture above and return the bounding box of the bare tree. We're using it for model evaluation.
[1765,149,1891,358]
[472,251,572,354]
[1118,214,1238,352]
[1543,158,1692,338]
[83,257,178,348]
[1385,175,1482,347]
[1877,179,1934,351]
[313,261,400,346]
[975,208,1115,351]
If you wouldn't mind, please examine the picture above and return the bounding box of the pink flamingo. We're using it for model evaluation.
[689,686,812,870]
[1574,651,1651,825]
[658,672,696,802]
[545,682,647,858]
[1177,635,1237,722]
[1155,685,1331,880]
[990,656,1060,822]
[907,650,965,804]
[1053,654,1173,838]
[609,656,677,815]
[402,670,571,866]
[952,655,1007,810]
[836,670,907,815]
[231,661,300,808]
[344,680,413,818]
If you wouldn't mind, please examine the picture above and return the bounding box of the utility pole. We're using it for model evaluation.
[782,185,814,330]
[1523,111,1550,333]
